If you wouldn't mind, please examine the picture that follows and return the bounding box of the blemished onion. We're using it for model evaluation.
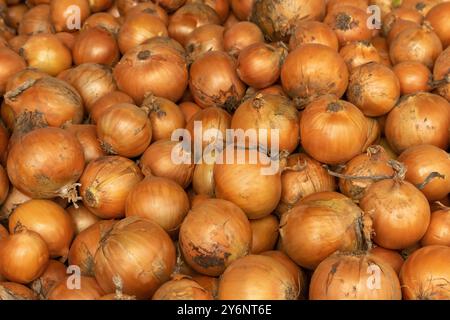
[48,276,104,300]
[7,127,85,201]
[281,44,349,106]
[327,0,369,12]
[398,144,450,201]
[4,67,48,94]
[369,247,404,275]
[340,41,382,71]
[360,167,431,250]
[250,215,278,254]
[88,0,114,12]
[179,101,201,123]
[179,199,251,276]
[386,19,420,45]
[251,0,326,42]
[190,275,219,299]
[50,0,91,33]
[73,27,119,66]
[168,3,220,46]
[125,3,169,26]
[231,93,300,153]
[393,61,432,94]
[230,0,253,20]
[66,204,101,235]
[420,207,450,246]
[218,255,298,300]
[152,275,213,300]
[0,228,49,284]
[80,156,144,219]
[68,220,116,276]
[223,21,264,58]
[0,187,31,221]
[187,0,229,22]
[6,4,28,29]
[426,2,450,47]
[0,165,9,206]
[19,33,72,76]
[31,260,67,300]
[185,24,224,63]
[309,252,402,300]
[90,91,134,124]
[94,217,176,299]
[338,146,394,200]
[400,0,443,16]
[382,8,423,37]
[433,47,450,102]
[400,245,450,300]
[385,93,450,153]
[141,94,186,141]
[189,51,246,110]
[83,12,121,35]
[96,103,152,158]
[324,5,373,46]
[300,95,368,165]
[0,47,26,94]
[389,24,443,68]
[192,156,215,196]
[9,199,75,260]
[125,176,190,234]
[289,21,339,52]
[0,282,37,300]
[64,124,106,164]
[18,4,54,36]
[56,32,77,50]
[236,43,286,89]
[114,43,188,105]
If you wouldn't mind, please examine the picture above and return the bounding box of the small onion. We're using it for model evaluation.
[0,187,31,221]
[67,204,101,235]
[340,41,382,71]
[73,27,119,66]
[83,12,121,35]
[433,47,450,102]
[420,207,450,247]
[0,282,37,300]
[179,101,201,123]
[31,260,67,300]
[50,0,91,33]
[152,275,213,300]
[185,24,224,62]
[369,247,404,275]
[90,90,134,124]
[18,4,54,36]
[230,0,253,21]
[223,21,264,57]
[250,215,278,254]
[393,61,432,94]
[48,276,104,300]
[289,21,339,52]
[426,2,450,47]
[64,124,106,164]
[0,47,26,94]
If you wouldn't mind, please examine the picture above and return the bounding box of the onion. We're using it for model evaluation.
[67,204,101,235]
[6,4,28,29]
[0,122,7,164]
[8,36,28,55]
[0,228,49,284]
[0,187,31,221]
[168,3,220,46]
[7,127,85,201]
[369,247,404,275]
[0,165,8,206]
[369,0,396,19]
[189,51,246,110]
[371,36,392,67]
[236,43,286,89]
[289,21,339,52]
[224,12,238,29]
[252,85,287,97]
[400,245,450,300]
[385,93,450,153]
[389,24,443,68]
[190,275,219,299]
[426,2,450,47]
[186,0,229,22]
[192,156,215,196]
[179,102,201,122]
[114,43,188,104]
[0,282,37,300]
[218,255,298,300]
[231,93,300,153]
[73,27,119,66]
[142,94,186,141]
[18,4,54,36]
[0,48,25,94]
[185,24,224,62]
[50,0,91,33]
[152,275,213,300]
[4,67,48,94]
[31,260,67,300]
[340,41,382,71]
[68,220,116,276]
[383,8,423,37]
[387,19,420,45]
[143,36,186,56]
[400,0,443,16]
[327,0,369,12]
[398,144,450,201]
[251,0,326,42]
[88,0,114,12]
[309,252,402,300]
[433,47,450,102]
[80,156,144,219]
[56,32,77,50]
[90,91,134,124]
[83,12,121,35]
[125,176,190,234]
[94,217,176,299]
[173,240,197,276]
[125,3,169,26]
[48,276,104,300]
[223,21,264,57]
[250,215,278,254]
[281,44,349,106]
[420,206,450,246]
[393,61,432,94]
[64,124,106,164]
[230,0,253,21]
[96,103,152,158]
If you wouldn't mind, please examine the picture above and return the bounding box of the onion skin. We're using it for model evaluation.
[0,282,38,300]
[289,21,339,52]
[426,2,450,48]
[152,276,213,300]
[50,0,91,33]
[420,209,450,247]
[230,0,253,21]
[94,217,176,299]
[387,19,421,46]
[6,4,31,30]
[31,260,67,300]
[88,0,114,12]
[64,124,106,164]
[340,41,382,71]
[371,36,392,67]
[400,245,450,300]
[186,0,229,23]
[433,47,450,102]
[218,255,299,300]
[0,165,9,206]
[327,0,369,12]
[369,247,404,275]
[67,204,101,235]
[125,3,169,26]
[383,8,423,37]
[0,47,26,94]
[398,144,450,201]
[83,12,121,35]
[80,156,144,219]
[309,253,402,300]
[250,215,278,254]
[73,27,119,66]
[18,4,54,36]
[48,276,104,300]
[179,101,201,123]
[190,275,219,299]
[400,0,445,16]
[0,187,31,221]
[393,61,432,95]
[193,158,215,196]
[223,21,264,57]
[185,24,224,63]
[56,32,77,51]
[90,91,134,124]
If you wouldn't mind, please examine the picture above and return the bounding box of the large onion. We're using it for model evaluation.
[0,47,26,94]
[152,275,213,300]
[420,206,450,247]
[223,21,264,57]
[250,215,278,254]
[31,260,67,300]
[50,0,91,32]
[185,24,224,62]
[426,2,450,48]
[64,124,106,164]
[369,247,404,275]
[73,27,119,66]
[289,21,339,52]
[18,4,54,36]
[90,90,134,124]
[48,276,104,300]
[393,61,432,95]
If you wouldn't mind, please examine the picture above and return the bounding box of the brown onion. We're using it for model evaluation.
[67,204,101,235]
[31,260,67,300]
[89,0,114,12]
[426,2,450,47]
[327,0,369,12]
[192,154,215,196]
[64,124,106,164]
[73,27,119,66]
[433,47,450,102]
[50,0,91,32]
[250,215,278,254]
[80,156,144,219]
[420,207,450,246]
[187,0,229,22]
[400,0,443,16]
[340,41,382,71]
[83,12,121,35]
[152,275,213,300]
[190,275,219,299]
[230,0,253,21]
[125,3,169,26]
[0,187,31,221]
[185,24,224,62]
[289,21,339,52]
[383,8,423,37]
[369,247,404,275]
[179,101,201,122]
[56,32,77,50]
[7,35,28,54]
[48,276,104,300]
[0,165,8,207]
[143,36,186,55]
[387,19,420,45]
[0,282,37,300]
[223,21,264,57]
[94,217,176,299]
[0,47,26,94]
[18,4,54,36]
[6,4,28,29]
[393,61,432,94]
[90,91,134,123]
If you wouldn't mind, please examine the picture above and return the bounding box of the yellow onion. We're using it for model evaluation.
[185,24,224,63]
[56,32,77,50]
[50,0,91,33]
[8,35,29,54]
[230,0,253,21]
[90,90,134,124]
[179,101,201,122]
[152,275,213,300]
[18,4,54,36]
[393,61,432,95]
[426,2,450,48]
[400,0,444,16]
[125,2,169,26]
[64,124,106,164]
[420,206,450,247]
[369,247,404,275]
[48,276,104,300]
[223,21,264,57]
[289,21,339,52]
[0,187,31,221]
[187,0,229,22]
[0,282,37,300]
[382,8,423,37]
[88,0,114,12]
[190,275,219,299]
[192,157,215,196]
[250,215,278,254]
[67,204,101,235]
[0,47,26,94]
[83,12,121,35]
[433,47,450,102]
[340,41,382,71]
[73,27,119,66]
[31,260,67,300]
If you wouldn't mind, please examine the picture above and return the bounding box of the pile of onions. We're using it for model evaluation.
[114,43,188,104]
[289,21,339,52]
[433,47,450,102]
[185,24,224,62]
[90,90,134,124]
[223,21,264,57]
[339,41,382,71]
[68,220,116,276]
[66,204,100,235]
[0,47,25,94]
[250,215,278,254]
[0,187,31,221]
[140,139,194,188]
[9,199,74,259]
[280,192,366,269]
[218,255,299,300]
[83,12,121,35]
[189,51,246,110]
[125,176,190,234]
[0,228,49,284]
[94,217,176,299]
[152,275,213,300]
[300,95,368,165]
[73,27,119,66]
[50,0,91,32]
[426,2,450,48]
[141,94,186,141]
[80,156,143,219]
[7,127,85,201]
[400,245,450,300]
[420,206,450,246]
[369,247,404,275]
[48,277,104,300]
[64,124,106,164]
[281,44,349,106]
[385,93,450,153]
[214,146,282,219]
[230,0,253,20]
[0,282,37,300]
[309,252,401,300]
[31,260,67,300]
[393,61,432,94]
[18,4,54,36]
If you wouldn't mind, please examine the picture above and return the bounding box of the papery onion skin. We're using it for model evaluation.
[67,204,101,235]
[90,91,134,124]
[192,157,215,196]
[339,41,382,71]
[83,12,121,35]
[64,124,106,164]
[426,2,450,48]
[88,0,114,12]
[190,274,219,299]
[50,0,91,33]
[31,260,67,300]
[223,21,264,57]
[18,4,54,36]
[152,276,213,300]
[0,282,38,300]
[289,21,339,52]
[48,276,104,300]
[185,24,224,63]
[369,247,404,275]
[420,209,450,247]
[0,47,26,94]
[250,215,278,254]
[73,27,119,66]
[0,187,31,221]
[400,245,450,300]
[393,61,432,95]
